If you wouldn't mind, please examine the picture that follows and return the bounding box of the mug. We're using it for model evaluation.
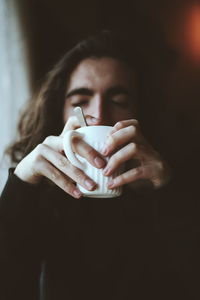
[63,126,122,198]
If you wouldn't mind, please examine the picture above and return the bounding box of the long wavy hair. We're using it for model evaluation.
[6,30,170,164]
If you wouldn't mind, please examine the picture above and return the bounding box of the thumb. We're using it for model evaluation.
[60,116,81,137]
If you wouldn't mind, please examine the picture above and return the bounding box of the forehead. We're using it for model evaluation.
[66,57,135,91]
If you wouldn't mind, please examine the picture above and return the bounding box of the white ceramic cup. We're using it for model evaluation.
[63,126,122,198]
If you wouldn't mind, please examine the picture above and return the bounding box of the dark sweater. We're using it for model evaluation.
[0,169,199,300]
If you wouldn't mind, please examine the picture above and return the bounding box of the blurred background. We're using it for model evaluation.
[0,0,199,211]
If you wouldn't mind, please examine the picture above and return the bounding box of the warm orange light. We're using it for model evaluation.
[184,5,200,62]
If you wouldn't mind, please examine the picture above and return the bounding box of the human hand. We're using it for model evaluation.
[101,119,171,190]
[14,117,106,199]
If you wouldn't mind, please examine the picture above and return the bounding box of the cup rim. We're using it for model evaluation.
[77,125,113,130]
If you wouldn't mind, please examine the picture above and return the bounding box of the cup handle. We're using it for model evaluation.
[63,130,86,170]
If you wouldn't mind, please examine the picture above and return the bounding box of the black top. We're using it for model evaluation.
[0,169,199,300]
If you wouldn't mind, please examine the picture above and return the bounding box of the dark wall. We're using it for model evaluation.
[18,0,172,80]
[17,0,200,212]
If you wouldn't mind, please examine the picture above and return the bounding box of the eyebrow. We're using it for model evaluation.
[105,86,132,98]
[65,85,133,99]
[65,88,93,99]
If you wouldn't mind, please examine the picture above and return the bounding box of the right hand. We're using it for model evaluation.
[14,117,106,199]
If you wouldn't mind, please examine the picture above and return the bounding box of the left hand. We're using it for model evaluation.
[101,119,171,190]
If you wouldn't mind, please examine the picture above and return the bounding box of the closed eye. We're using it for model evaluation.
[71,100,89,107]
[110,97,130,107]
[111,101,124,107]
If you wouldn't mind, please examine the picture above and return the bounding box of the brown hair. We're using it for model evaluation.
[6,30,172,164]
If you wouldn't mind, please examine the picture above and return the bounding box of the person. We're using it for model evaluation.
[0,31,195,300]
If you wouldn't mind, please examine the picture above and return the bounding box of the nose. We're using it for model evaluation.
[84,96,109,126]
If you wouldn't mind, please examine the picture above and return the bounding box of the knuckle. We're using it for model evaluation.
[32,157,47,175]
[61,180,71,192]
[68,183,81,197]
[115,121,124,129]
[35,143,43,152]
[32,145,44,163]
[73,167,84,181]
[36,157,45,168]
[129,125,137,135]
[119,173,127,183]
[108,133,117,145]
[35,143,47,155]
[57,155,67,167]
[68,185,76,195]
[50,169,60,181]
[132,119,139,126]
[43,135,55,145]
[129,142,137,153]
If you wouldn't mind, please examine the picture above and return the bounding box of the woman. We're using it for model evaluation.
[0,31,175,300]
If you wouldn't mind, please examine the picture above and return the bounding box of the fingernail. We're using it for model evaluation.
[73,189,82,198]
[107,180,114,189]
[101,146,108,155]
[94,157,105,168]
[103,166,110,176]
[85,179,96,190]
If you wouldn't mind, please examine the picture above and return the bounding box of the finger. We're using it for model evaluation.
[37,144,97,191]
[103,142,140,176]
[35,157,82,199]
[107,166,144,189]
[60,116,81,136]
[101,125,141,156]
[43,135,63,153]
[143,160,166,189]
[110,119,139,134]
[43,132,106,169]
[72,138,106,169]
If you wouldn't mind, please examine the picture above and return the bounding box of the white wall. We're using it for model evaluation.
[0,0,31,192]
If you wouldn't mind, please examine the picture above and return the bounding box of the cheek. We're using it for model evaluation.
[63,102,73,124]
